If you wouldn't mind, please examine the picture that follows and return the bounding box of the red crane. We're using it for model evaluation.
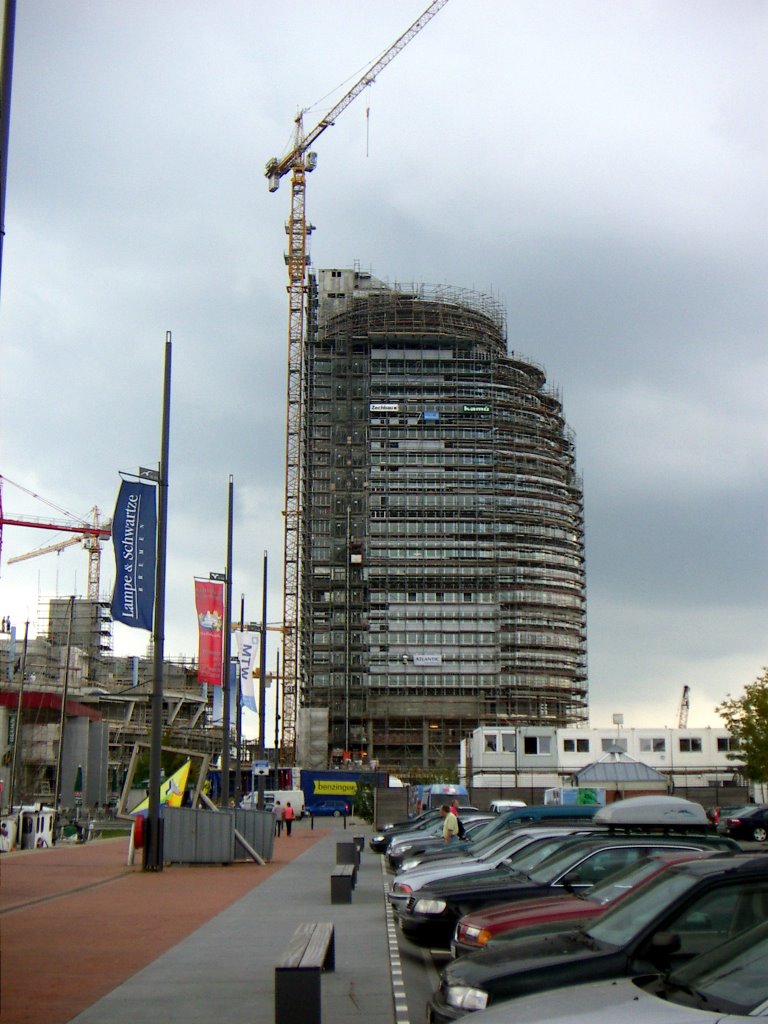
[0,476,112,600]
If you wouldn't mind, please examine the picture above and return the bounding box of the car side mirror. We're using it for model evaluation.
[560,871,582,893]
[647,932,682,968]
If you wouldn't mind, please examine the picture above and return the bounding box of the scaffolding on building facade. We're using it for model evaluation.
[300,269,588,772]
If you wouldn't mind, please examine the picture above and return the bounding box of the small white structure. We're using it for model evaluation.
[461,725,744,792]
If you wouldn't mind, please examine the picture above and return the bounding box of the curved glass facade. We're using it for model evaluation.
[302,269,587,771]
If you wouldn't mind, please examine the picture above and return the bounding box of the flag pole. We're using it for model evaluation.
[234,593,245,807]
[221,475,234,807]
[257,550,268,809]
[145,331,172,871]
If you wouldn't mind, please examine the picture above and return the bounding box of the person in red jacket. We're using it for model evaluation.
[282,801,296,836]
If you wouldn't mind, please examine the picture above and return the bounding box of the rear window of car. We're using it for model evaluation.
[725,807,756,819]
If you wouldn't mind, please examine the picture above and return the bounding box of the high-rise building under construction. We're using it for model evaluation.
[299,268,587,771]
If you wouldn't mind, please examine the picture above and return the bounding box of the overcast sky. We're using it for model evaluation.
[1,0,766,737]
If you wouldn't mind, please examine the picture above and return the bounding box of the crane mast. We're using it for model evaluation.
[678,685,691,729]
[266,1,448,761]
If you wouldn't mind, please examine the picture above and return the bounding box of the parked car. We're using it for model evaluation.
[395,832,741,948]
[387,815,495,870]
[380,806,479,833]
[370,806,479,853]
[387,805,601,869]
[427,853,768,1022]
[451,850,715,955]
[484,804,599,827]
[389,828,602,913]
[445,915,768,1024]
[489,800,527,814]
[305,800,350,817]
[717,803,768,843]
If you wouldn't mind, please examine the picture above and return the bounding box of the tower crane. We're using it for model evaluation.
[678,685,691,729]
[0,476,112,600]
[265,1,448,761]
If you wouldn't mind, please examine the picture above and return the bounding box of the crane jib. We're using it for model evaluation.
[265,0,448,189]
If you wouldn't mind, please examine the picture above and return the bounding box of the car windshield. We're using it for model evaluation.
[725,806,757,819]
[468,829,528,857]
[505,837,583,876]
[463,819,506,846]
[586,868,702,947]
[584,856,688,907]
[475,832,533,861]
[526,843,601,884]
[659,920,768,1013]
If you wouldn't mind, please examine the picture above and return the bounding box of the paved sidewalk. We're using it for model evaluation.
[0,818,399,1024]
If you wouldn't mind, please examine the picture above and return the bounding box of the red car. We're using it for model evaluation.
[452,850,714,956]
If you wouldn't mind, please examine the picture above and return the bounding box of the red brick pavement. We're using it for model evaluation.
[0,825,328,1024]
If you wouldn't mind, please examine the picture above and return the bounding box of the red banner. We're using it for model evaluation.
[194,580,224,685]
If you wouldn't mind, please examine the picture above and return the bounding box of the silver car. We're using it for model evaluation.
[388,828,594,911]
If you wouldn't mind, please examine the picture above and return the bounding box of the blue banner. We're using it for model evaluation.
[111,479,157,630]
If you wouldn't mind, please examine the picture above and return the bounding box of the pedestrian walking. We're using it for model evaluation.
[440,803,459,842]
[273,800,283,837]
[450,798,467,839]
[282,801,296,837]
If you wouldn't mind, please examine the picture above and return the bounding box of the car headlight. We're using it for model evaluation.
[400,858,421,871]
[393,843,413,854]
[373,835,385,843]
[413,897,447,915]
[445,985,489,1011]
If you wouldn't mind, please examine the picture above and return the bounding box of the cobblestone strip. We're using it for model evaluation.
[382,856,411,1024]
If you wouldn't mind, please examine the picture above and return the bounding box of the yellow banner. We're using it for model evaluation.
[313,780,357,796]
[131,761,191,814]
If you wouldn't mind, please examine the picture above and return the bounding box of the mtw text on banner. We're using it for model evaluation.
[233,631,259,712]
[111,480,157,630]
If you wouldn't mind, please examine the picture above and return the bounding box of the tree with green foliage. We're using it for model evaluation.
[354,782,374,824]
[717,667,768,783]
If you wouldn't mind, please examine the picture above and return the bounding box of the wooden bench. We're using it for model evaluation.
[330,863,355,904]
[275,922,335,1024]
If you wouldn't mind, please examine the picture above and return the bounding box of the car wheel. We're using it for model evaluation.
[752,826,767,842]
[333,809,341,817]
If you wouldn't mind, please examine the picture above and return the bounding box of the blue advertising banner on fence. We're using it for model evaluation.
[111,479,157,630]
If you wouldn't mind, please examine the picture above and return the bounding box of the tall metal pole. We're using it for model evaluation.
[146,332,172,871]
[221,475,234,807]
[273,650,281,779]
[8,619,27,810]
[234,593,245,807]
[53,597,75,823]
[0,0,16,298]
[345,506,351,756]
[257,550,268,809]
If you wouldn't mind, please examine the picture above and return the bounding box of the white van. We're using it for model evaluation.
[241,788,305,817]
[489,799,527,814]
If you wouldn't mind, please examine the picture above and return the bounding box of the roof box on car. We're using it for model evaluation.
[594,795,710,828]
